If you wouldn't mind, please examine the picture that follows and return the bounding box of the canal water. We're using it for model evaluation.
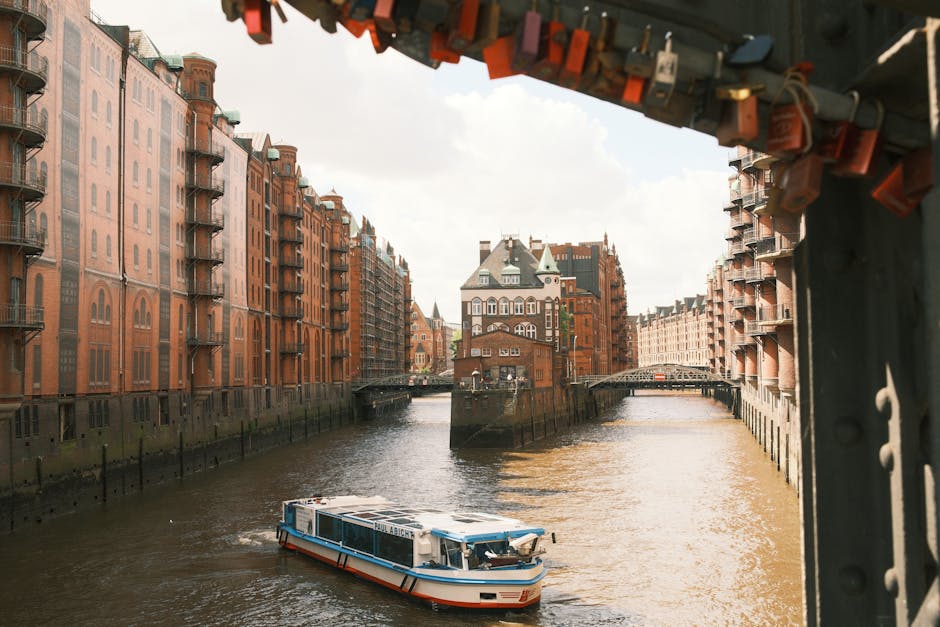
[0,392,802,626]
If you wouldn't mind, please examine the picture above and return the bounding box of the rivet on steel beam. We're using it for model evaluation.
[839,566,867,595]
[879,443,894,472]
[884,567,899,596]
[834,417,861,445]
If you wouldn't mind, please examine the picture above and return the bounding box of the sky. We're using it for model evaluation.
[91,0,733,323]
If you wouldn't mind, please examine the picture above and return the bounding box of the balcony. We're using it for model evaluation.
[280,229,304,244]
[745,320,774,336]
[730,211,753,229]
[187,279,224,299]
[186,330,224,347]
[727,269,747,282]
[185,208,224,231]
[0,221,44,255]
[758,303,794,325]
[330,282,349,292]
[332,302,350,311]
[741,189,768,210]
[755,232,800,261]
[280,277,304,294]
[0,304,43,329]
[0,0,48,40]
[0,46,48,93]
[281,303,304,319]
[280,342,305,355]
[741,149,777,171]
[728,241,747,256]
[280,205,304,220]
[331,350,350,359]
[279,252,304,269]
[0,161,45,200]
[0,105,46,148]
[330,242,350,253]
[330,263,349,273]
[729,294,756,309]
[331,322,349,331]
[745,266,775,283]
[731,332,756,348]
[186,244,224,265]
[185,174,224,198]
[186,138,225,165]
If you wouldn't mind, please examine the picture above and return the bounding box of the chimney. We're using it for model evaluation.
[479,240,490,264]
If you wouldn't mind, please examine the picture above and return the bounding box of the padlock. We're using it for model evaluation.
[529,3,565,81]
[691,51,726,135]
[448,0,480,51]
[413,0,452,34]
[779,153,824,213]
[645,32,678,108]
[369,21,393,52]
[512,0,542,72]
[645,89,695,128]
[589,49,626,99]
[816,91,858,163]
[390,29,441,69]
[871,160,920,218]
[715,95,758,147]
[583,11,612,81]
[831,100,883,178]
[430,30,461,63]
[341,15,370,38]
[558,7,591,89]
[766,76,816,158]
[244,0,273,44]
[483,35,519,79]
[902,148,933,199]
[373,0,396,32]
[315,0,341,33]
[469,0,501,52]
[621,26,652,106]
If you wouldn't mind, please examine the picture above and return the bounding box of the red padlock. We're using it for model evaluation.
[448,0,480,51]
[558,7,591,88]
[244,0,273,44]
[766,74,817,158]
[529,4,565,81]
[483,35,519,79]
[832,100,883,177]
[779,153,824,213]
[872,160,920,218]
[817,91,858,163]
[715,95,758,147]
[430,30,461,63]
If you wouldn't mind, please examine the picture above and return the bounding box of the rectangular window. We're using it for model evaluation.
[510,347,521,356]
[60,404,76,441]
[32,344,41,388]
[499,348,510,356]
[481,348,491,357]
[317,513,343,543]
[375,531,413,567]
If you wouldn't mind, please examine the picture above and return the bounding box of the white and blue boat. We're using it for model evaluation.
[276,495,547,609]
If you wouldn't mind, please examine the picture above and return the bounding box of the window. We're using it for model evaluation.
[106,235,112,258]
[133,203,139,226]
[146,168,152,191]
[478,273,489,286]
[376,531,413,567]
[91,183,97,211]
[499,298,509,315]
[511,347,521,356]
[471,324,482,336]
[91,230,97,257]
[90,137,97,163]
[481,347,491,357]
[106,100,112,126]
[105,146,111,172]
[514,297,524,314]
[133,119,139,144]
[146,208,151,231]
[91,90,98,116]
[317,513,343,543]
[486,298,497,315]
[106,190,111,214]
[343,521,373,553]
[471,298,482,315]
[499,347,510,356]
[133,161,139,186]
[147,249,152,273]
[147,128,152,152]
[526,298,538,315]
[133,244,139,269]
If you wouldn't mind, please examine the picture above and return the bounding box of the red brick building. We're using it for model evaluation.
[410,301,453,374]
[453,330,555,389]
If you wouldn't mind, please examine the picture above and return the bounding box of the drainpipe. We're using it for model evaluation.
[118,33,129,447]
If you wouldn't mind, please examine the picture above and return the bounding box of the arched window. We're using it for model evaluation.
[105,190,111,214]
[91,230,97,256]
[526,298,538,315]
[91,90,98,115]
[90,137,97,163]
[91,302,97,322]
[471,298,482,315]
[98,290,106,322]
[514,297,525,315]
[499,298,510,315]
[514,323,527,336]
[106,100,112,125]
[133,203,139,225]
[133,119,139,144]
[34,274,42,308]
[486,298,497,315]
[40,212,47,235]
[471,324,482,336]
[105,146,111,172]
[178,304,183,333]
[147,249,152,272]
[106,235,111,257]
[133,161,139,185]
[91,183,97,210]
[133,244,139,268]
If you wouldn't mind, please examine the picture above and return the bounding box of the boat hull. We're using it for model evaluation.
[277,525,543,609]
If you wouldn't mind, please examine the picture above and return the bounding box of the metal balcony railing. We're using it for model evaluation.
[330,242,350,253]
[331,322,350,331]
[330,263,349,273]
[185,208,224,231]
[758,303,795,324]
[280,277,304,293]
[0,303,43,329]
[745,320,774,336]
[729,294,756,309]
[280,229,304,244]
[0,220,44,253]
[742,188,768,209]
[0,104,47,147]
[754,232,800,259]
[730,211,753,229]
[729,241,747,256]
[186,138,225,164]
[187,279,224,299]
[185,174,224,197]
[280,342,305,355]
[330,282,349,292]
[0,46,48,92]
[745,266,775,283]
[281,303,304,319]
[187,330,224,347]
[280,205,304,220]
[0,0,48,39]
[332,302,350,311]
[731,332,756,347]
[279,252,304,268]
[0,161,45,199]
[186,244,224,264]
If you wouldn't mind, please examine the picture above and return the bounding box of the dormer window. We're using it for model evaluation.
[479,269,490,286]
[502,264,520,284]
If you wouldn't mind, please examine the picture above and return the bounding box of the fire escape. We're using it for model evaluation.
[0,0,47,410]
[329,212,350,379]
[277,169,305,383]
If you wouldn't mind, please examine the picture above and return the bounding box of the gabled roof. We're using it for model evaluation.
[536,246,559,275]
[460,237,543,289]
[431,302,441,319]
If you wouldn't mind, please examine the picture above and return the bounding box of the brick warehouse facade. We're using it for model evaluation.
[0,1,410,526]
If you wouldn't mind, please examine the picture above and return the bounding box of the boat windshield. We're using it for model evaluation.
[441,538,463,569]
[467,540,520,569]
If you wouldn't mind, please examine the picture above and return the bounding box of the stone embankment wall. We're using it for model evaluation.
[1,384,353,533]
[450,384,628,448]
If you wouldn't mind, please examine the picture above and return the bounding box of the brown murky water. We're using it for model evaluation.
[0,392,802,626]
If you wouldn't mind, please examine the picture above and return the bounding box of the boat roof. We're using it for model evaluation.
[287,495,545,543]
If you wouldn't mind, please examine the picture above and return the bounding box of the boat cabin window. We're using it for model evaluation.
[375,531,413,567]
[441,539,464,569]
[468,541,513,569]
[344,521,374,553]
[317,512,342,543]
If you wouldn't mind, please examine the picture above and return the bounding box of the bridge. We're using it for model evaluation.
[352,374,454,393]
[223,3,940,625]
[581,364,731,390]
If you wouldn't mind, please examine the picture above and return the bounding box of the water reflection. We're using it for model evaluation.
[0,392,801,625]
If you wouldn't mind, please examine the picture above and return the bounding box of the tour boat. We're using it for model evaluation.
[275,495,547,609]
